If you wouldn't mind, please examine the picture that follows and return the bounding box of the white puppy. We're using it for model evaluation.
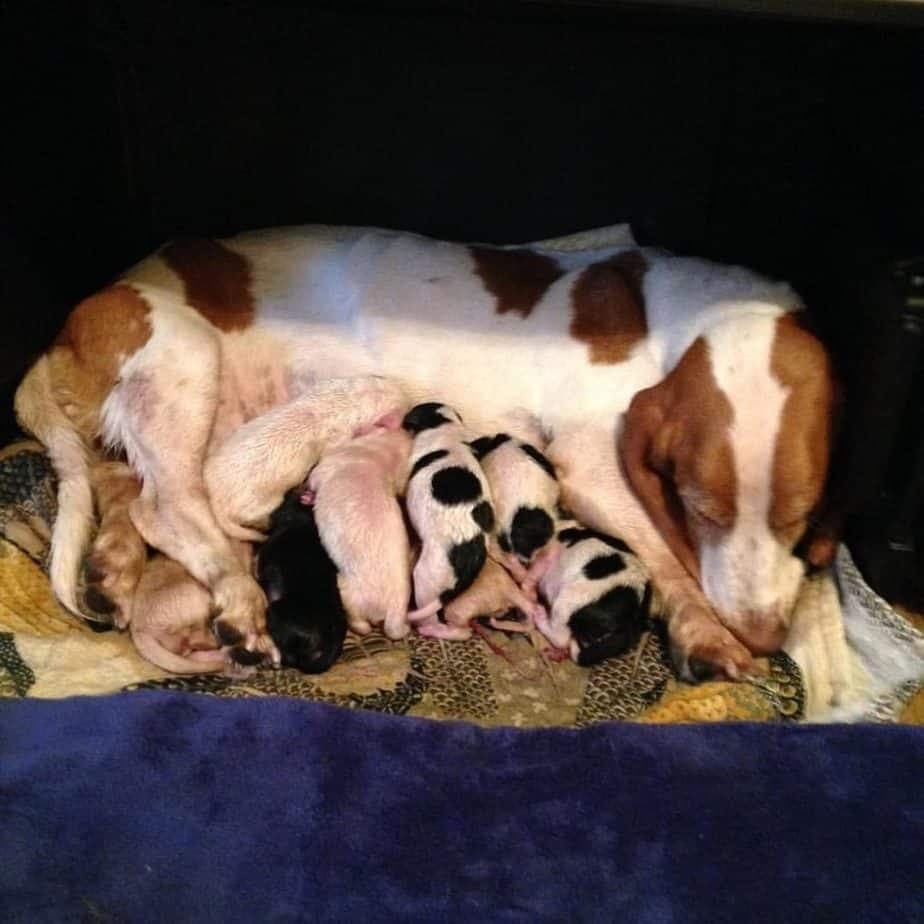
[308,423,417,640]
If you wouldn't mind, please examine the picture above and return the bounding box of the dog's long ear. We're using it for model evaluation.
[619,383,700,580]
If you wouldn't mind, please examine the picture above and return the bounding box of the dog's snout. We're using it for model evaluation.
[730,611,788,657]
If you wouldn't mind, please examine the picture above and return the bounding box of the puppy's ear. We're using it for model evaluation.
[619,382,700,580]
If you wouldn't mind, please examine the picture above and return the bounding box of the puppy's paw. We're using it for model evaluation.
[418,621,472,641]
[347,617,373,636]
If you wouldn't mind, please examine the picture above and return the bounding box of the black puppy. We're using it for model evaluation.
[256,489,347,674]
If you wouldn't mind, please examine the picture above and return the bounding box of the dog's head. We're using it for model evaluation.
[620,312,837,655]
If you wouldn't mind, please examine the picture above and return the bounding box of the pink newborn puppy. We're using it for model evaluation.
[437,558,546,640]
[130,554,227,675]
[308,427,417,640]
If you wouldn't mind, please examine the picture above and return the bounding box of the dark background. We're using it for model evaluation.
[2,0,923,597]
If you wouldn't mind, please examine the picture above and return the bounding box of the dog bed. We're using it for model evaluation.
[3,435,923,725]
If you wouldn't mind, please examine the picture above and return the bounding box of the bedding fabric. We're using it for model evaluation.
[1,691,922,923]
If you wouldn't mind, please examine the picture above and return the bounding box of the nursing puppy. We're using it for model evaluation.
[257,490,347,674]
[430,557,546,640]
[403,403,495,635]
[527,521,651,667]
[307,425,416,640]
[129,554,228,675]
[469,431,560,583]
[85,459,229,674]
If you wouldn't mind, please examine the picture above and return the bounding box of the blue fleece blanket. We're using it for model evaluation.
[1,692,922,923]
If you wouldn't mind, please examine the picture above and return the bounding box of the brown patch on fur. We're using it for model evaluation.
[49,285,153,442]
[469,246,564,318]
[570,251,649,363]
[620,337,736,578]
[770,312,836,559]
[161,238,255,332]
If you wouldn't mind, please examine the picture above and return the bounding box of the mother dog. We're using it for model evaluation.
[15,224,837,680]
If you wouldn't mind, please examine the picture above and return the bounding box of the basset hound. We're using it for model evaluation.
[14,224,838,679]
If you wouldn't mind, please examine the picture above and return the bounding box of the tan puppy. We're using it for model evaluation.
[129,555,227,674]
[436,558,546,640]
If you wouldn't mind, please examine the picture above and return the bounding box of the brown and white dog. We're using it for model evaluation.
[14,225,837,679]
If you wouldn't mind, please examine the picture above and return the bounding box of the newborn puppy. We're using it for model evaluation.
[469,432,560,582]
[527,521,651,666]
[130,554,227,675]
[257,490,347,674]
[307,426,415,640]
[402,402,495,637]
[436,557,546,639]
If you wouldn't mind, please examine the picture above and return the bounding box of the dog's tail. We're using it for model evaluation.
[14,356,95,616]
[130,624,227,675]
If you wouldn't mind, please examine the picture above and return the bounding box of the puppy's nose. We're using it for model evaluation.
[732,612,788,656]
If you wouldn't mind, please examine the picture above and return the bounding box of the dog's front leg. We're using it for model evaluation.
[547,423,754,682]
[204,376,409,540]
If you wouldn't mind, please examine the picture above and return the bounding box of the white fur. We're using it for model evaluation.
[699,315,803,626]
[13,356,94,616]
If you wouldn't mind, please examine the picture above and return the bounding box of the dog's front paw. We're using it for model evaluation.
[211,575,280,668]
[669,605,755,682]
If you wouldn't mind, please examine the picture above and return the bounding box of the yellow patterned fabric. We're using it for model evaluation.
[0,439,808,725]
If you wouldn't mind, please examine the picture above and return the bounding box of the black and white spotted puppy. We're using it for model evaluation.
[468,432,560,583]
[402,402,495,637]
[527,520,651,667]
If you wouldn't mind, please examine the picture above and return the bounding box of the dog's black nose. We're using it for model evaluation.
[687,658,717,683]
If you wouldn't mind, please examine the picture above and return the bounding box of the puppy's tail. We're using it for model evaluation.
[130,624,227,675]
[14,356,95,617]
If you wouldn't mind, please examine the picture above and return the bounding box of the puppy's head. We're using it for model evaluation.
[568,584,648,667]
[266,599,346,674]
[402,402,463,434]
[508,505,555,563]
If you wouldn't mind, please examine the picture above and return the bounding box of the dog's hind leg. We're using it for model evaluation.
[101,320,278,667]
